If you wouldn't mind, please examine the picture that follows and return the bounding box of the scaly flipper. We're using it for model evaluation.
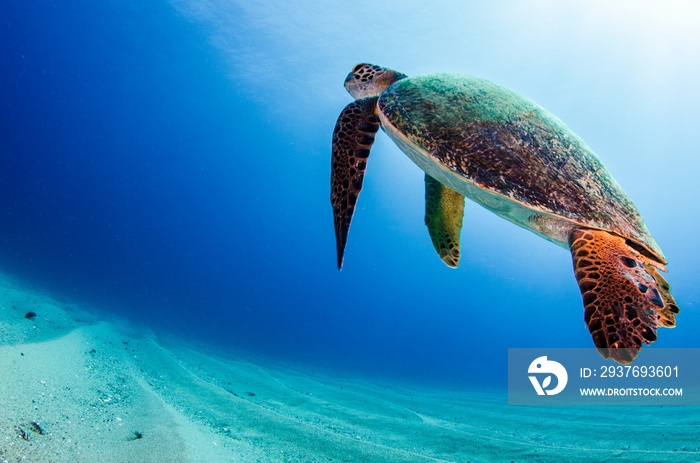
[331,97,380,269]
[642,264,680,327]
[424,174,465,268]
[568,228,678,364]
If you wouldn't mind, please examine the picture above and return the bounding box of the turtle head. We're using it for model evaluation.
[344,63,407,99]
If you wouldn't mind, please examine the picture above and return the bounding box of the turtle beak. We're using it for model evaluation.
[344,72,358,97]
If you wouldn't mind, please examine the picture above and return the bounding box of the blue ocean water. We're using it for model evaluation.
[1,0,698,394]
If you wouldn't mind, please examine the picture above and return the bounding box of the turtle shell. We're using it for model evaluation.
[376,73,665,264]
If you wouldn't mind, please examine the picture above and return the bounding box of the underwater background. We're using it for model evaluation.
[1,0,698,396]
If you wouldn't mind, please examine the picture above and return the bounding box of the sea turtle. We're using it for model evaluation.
[330,63,679,364]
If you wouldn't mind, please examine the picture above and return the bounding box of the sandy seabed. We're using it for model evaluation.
[0,275,698,462]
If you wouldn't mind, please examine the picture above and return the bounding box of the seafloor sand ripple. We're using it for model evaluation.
[1,277,698,462]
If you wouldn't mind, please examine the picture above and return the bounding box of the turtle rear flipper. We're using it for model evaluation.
[568,228,678,364]
[642,263,680,327]
[331,97,380,270]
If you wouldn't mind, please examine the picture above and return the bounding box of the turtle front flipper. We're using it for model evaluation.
[331,97,380,270]
[568,228,679,364]
[424,174,465,268]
